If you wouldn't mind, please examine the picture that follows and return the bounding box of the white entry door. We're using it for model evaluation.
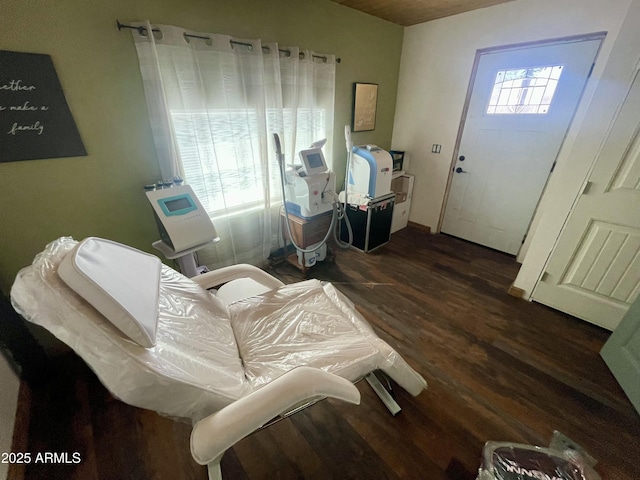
[533,69,640,331]
[442,37,603,255]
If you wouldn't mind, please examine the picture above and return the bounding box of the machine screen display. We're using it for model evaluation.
[307,152,324,169]
[164,196,193,212]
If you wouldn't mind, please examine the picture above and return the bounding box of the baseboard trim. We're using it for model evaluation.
[407,221,431,234]
[507,284,525,299]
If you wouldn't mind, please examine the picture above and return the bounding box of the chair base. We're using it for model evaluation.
[365,371,401,416]
[207,462,222,480]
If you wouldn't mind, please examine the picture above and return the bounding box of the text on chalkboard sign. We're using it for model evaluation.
[0,50,87,162]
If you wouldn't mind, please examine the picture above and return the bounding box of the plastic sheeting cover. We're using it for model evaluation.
[11,237,426,423]
[229,279,427,395]
[476,442,602,480]
[11,237,250,421]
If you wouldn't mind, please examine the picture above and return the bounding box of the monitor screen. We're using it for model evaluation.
[307,152,324,169]
[164,196,193,212]
[299,147,327,174]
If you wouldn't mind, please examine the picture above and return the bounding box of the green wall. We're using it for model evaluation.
[0,0,403,292]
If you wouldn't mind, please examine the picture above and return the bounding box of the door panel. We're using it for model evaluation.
[533,69,640,330]
[443,38,603,254]
[601,295,640,415]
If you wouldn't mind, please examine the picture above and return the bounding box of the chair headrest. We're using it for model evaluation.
[58,237,162,347]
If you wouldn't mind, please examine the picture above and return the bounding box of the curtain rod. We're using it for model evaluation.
[116,20,340,63]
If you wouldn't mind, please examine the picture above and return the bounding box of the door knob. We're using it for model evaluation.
[455,167,468,173]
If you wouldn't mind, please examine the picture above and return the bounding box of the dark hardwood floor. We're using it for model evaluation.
[11,228,640,480]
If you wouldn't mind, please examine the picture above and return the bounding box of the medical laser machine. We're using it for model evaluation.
[275,134,352,268]
[348,145,393,199]
[283,140,337,220]
[339,144,395,252]
[146,184,219,276]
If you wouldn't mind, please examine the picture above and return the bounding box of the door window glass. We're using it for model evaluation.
[487,65,563,114]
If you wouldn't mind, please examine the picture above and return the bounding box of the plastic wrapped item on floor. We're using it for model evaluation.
[476,440,601,480]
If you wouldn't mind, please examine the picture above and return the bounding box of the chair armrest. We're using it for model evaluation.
[190,367,360,466]
[192,264,284,290]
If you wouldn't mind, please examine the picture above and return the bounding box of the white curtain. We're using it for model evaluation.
[132,22,335,268]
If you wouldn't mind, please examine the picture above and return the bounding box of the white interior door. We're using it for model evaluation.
[533,69,640,331]
[601,295,640,415]
[442,38,602,255]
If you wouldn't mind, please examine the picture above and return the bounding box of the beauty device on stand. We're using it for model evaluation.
[274,133,352,269]
[146,184,219,277]
[339,141,395,253]
[347,145,394,200]
[283,139,336,220]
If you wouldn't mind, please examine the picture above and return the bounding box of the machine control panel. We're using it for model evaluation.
[146,185,218,253]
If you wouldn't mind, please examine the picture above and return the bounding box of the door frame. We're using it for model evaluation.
[437,33,606,253]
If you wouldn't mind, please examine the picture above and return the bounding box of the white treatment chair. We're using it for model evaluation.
[11,237,427,479]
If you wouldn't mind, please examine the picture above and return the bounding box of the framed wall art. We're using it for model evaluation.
[352,82,378,132]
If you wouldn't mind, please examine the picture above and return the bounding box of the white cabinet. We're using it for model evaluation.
[391,173,414,233]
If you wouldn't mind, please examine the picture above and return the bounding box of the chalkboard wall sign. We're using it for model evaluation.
[0,50,87,163]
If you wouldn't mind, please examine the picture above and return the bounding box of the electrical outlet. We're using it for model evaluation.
[431,144,441,154]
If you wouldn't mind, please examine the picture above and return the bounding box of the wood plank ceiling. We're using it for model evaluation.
[330,0,517,26]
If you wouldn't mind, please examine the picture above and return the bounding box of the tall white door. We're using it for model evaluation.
[533,69,640,331]
[442,37,603,255]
